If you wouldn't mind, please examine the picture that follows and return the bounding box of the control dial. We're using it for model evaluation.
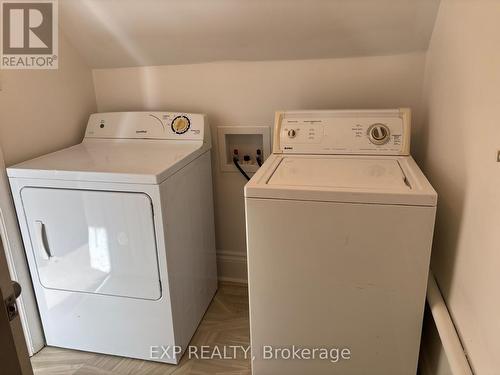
[287,129,297,138]
[368,123,390,145]
[171,116,190,134]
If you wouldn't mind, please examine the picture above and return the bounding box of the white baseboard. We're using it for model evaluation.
[216,250,247,284]
[218,276,248,284]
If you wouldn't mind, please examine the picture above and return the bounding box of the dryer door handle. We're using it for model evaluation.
[35,220,51,260]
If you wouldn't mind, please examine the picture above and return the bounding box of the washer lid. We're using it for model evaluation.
[245,155,437,206]
[7,138,207,184]
[268,157,409,190]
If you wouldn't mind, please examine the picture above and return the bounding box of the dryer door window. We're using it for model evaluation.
[21,187,161,300]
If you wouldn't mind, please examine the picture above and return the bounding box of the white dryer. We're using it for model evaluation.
[245,109,437,374]
[8,112,217,363]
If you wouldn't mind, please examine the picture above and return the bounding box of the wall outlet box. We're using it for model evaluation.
[217,126,271,173]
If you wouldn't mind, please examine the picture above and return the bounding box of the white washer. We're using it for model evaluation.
[8,112,218,364]
[245,109,437,375]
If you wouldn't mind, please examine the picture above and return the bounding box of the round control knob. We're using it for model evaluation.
[171,116,190,134]
[287,129,297,138]
[368,123,390,145]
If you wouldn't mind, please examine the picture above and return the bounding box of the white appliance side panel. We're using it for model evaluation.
[20,188,161,300]
[9,179,178,363]
[245,198,436,375]
[161,151,218,350]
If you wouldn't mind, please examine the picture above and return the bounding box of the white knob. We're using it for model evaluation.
[287,129,297,138]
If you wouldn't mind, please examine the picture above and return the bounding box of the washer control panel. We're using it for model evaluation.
[276,109,410,155]
[85,112,206,140]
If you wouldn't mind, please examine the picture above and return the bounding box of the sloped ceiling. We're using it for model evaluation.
[60,0,440,68]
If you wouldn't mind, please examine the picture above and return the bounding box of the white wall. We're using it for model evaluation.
[59,0,439,68]
[0,32,96,166]
[93,53,426,281]
[417,0,500,373]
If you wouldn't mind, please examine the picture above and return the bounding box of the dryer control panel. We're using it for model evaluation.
[85,112,208,141]
[275,108,411,155]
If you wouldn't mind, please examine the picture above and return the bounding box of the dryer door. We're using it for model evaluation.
[20,187,161,300]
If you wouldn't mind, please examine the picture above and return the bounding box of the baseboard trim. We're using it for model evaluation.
[218,276,248,284]
[217,250,247,262]
[216,250,247,284]
[426,271,472,375]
